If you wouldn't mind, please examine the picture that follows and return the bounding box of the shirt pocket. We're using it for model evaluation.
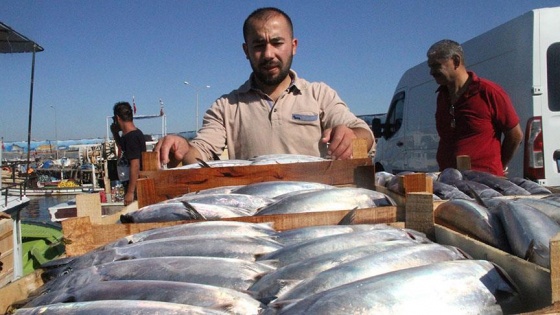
[292,112,319,125]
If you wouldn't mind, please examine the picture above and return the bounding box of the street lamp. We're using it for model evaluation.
[50,105,58,159]
[184,81,210,131]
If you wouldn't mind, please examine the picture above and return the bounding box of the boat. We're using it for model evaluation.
[48,198,125,222]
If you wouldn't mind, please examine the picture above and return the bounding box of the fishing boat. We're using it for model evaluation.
[48,198,125,222]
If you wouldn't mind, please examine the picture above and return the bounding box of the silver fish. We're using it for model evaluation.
[15,299,229,315]
[257,229,424,267]
[249,154,328,165]
[120,201,205,223]
[231,181,335,199]
[438,167,463,184]
[435,199,510,252]
[275,243,469,301]
[170,193,275,212]
[509,177,552,195]
[498,201,560,268]
[453,179,503,199]
[512,198,560,224]
[274,223,395,246]
[22,280,263,315]
[42,234,282,279]
[98,221,277,250]
[248,240,419,301]
[35,256,276,296]
[269,260,517,315]
[462,170,530,196]
[255,187,395,216]
[176,159,253,169]
[433,180,473,200]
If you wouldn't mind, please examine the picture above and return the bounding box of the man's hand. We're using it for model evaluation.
[154,135,191,168]
[321,125,357,160]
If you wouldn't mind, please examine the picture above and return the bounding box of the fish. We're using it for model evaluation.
[180,202,255,218]
[248,154,328,165]
[434,199,510,252]
[432,180,473,200]
[438,167,463,184]
[452,179,503,199]
[267,260,518,315]
[462,170,530,196]
[509,177,552,195]
[33,256,276,296]
[41,234,282,279]
[248,240,420,302]
[255,187,395,216]
[120,201,206,223]
[274,243,469,302]
[20,280,263,315]
[183,185,245,195]
[169,193,275,212]
[96,221,277,250]
[231,181,335,199]
[257,228,426,267]
[274,223,395,246]
[511,198,560,225]
[176,159,253,169]
[14,299,229,314]
[497,201,560,268]
[374,171,394,187]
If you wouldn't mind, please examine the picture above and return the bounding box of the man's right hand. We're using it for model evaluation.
[154,135,191,168]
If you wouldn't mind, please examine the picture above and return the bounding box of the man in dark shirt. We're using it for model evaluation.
[111,101,146,205]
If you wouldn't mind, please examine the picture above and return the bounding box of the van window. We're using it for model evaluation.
[383,92,405,139]
[548,42,560,111]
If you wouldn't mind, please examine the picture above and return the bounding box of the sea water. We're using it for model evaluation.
[19,195,75,222]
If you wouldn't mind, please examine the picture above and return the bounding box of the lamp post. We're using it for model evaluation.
[184,81,210,131]
[50,105,58,159]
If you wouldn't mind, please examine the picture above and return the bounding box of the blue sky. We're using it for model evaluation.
[2,1,559,142]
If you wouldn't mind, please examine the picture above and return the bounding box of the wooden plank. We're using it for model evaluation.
[456,155,471,171]
[436,224,551,314]
[0,270,44,312]
[138,158,373,206]
[352,138,369,159]
[403,173,433,194]
[141,151,160,171]
[76,193,102,224]
[551,232,560,304]
[404,192,435,240]
[62,206,397,256]
[0,219,13,287]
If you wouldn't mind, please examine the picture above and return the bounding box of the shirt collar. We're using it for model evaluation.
[238,69,305,94]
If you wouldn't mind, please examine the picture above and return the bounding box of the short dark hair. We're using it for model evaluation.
[243,7,293,42]
[113,102,133,122]
[427,39,465,64]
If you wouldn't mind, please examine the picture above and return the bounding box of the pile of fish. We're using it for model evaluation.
[12,219,521,314]
[376,168,552,200]
[120,180,396,223]
[176,154,330,169]
[435,194,560,269]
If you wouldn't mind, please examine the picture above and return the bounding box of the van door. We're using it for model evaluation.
[540,42,560,186]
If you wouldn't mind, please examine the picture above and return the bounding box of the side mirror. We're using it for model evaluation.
[371,118,383,139]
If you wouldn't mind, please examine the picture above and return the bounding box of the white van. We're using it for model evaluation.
[374,7,560,186]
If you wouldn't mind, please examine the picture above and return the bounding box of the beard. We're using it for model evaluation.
[251,54,293,87]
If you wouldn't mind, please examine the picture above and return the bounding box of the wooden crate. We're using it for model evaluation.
[0,219,13,288]
[137,151,375,208]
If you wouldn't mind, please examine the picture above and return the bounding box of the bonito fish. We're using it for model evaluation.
[274,243,469,302]
[231,181,335,199]
[268,260,517,315]
[497,201,560,268]
[255,187,395,215]
[34,256,276,296]
[21,280,263,315]
[15,299,229,315]
[42,234,282,279]
[257,229,426,267]
[435,199,510,252]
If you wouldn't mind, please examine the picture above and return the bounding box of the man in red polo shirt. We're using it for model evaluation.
[427,39,523,176]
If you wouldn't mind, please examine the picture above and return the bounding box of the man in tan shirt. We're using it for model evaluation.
[156,7,374,167]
